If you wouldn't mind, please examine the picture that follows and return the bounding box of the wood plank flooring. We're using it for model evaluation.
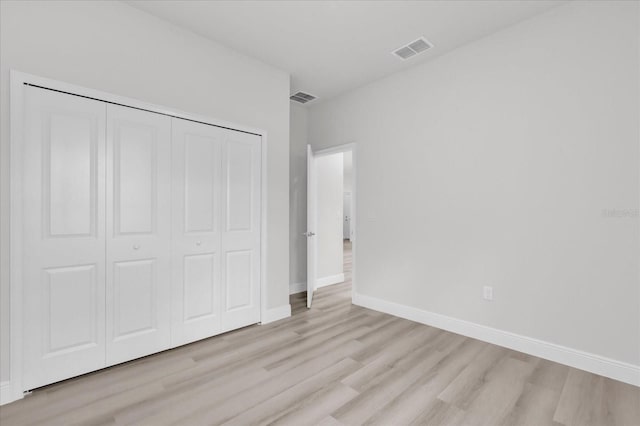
[1,240,638,425]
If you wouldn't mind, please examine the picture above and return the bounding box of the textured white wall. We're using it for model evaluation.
[309,1,640,366]
[316,153,344,280]
[0,0,290,381]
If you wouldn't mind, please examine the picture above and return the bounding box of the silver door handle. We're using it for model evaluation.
[133,244,140,250]
[303,232,316,237]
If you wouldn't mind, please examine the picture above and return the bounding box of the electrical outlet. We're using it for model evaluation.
[483,286,493,301]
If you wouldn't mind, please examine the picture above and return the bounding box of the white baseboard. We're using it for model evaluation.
[317,273,345,288]
[0,381,17,406]
[353,292,640,387]
[261,304,291,325]
[290,281,306,295]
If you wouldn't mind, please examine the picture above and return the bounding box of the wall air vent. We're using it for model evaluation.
[392,37,433,61]
[290,91,317,104]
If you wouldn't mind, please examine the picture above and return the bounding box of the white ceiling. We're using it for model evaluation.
[126,0,565,105]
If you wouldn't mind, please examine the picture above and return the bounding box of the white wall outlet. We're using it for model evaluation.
[483,286,493,301]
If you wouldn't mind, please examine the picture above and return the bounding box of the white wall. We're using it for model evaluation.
[309,0,640,368]
[343,151,353,192]
[316,153,344,282]
[0,0,290,382]
[290,103,308,289]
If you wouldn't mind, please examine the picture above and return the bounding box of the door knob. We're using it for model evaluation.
[303,232,316,237]
[133,244,140,250]
[196,240,202,246]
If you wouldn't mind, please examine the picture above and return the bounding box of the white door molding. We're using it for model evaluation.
[312,143,357,305]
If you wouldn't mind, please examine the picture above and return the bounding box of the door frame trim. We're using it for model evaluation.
[8,70,269,403]
[312,143,357,305]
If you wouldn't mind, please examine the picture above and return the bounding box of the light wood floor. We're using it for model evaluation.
[1,240,638,425]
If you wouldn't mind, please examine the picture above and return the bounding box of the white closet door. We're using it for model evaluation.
[171,118,223,346]
[105,105,172,366]
[221,130,261,331]
[22,87,107,390]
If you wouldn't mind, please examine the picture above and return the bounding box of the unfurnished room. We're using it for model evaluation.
[0,1,639,425]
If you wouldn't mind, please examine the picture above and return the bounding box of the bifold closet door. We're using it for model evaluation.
[171,119,223,346]
[171,119,262,342]
[220,129,261,331]
[21,84,260,390]
[22,87,107,390]
[105,105,172,366]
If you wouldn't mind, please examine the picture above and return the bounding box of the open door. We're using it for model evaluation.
[306,144,317,308]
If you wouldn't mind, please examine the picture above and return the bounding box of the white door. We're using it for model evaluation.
[171,118,223,346]
[105,105,172,366]
[343,192,351,241]
[22,87,107,390]
[306,145,317,308]
[220,130,262,331]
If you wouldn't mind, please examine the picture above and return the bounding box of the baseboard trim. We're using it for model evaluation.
[0,381,17,406]
[317,273,345,288]
[353,292,640,387]
[290,281,306,295]
[261,304,292,325]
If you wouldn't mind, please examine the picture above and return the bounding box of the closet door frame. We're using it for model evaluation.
[9,70,269,404]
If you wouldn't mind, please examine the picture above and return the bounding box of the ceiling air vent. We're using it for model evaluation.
[392,37,433,61]
[290,92,317,104]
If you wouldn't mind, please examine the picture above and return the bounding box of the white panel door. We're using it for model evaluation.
[106,105,172,366]
[343,192,351,240]
[221,130,261,331]
[171,118,223,346]
[306,145,318,308]
[22,87,107,390]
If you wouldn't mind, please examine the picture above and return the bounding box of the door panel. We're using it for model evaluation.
[183,254,217,321]
[225,250,253,311]
[106,105,171,366]
[171,119,223,346]
[112,259,157,339]
[226,143,253,231]
[221,130,261,331]
[47,114,96,237]
[23,86,107,390]
[113,124,156,234]
[44,264,98,354]
[184,135,218,233]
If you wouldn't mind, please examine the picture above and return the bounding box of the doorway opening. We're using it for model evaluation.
[304,143,356,309]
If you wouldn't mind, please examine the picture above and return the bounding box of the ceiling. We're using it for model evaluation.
[126,0,565,105]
